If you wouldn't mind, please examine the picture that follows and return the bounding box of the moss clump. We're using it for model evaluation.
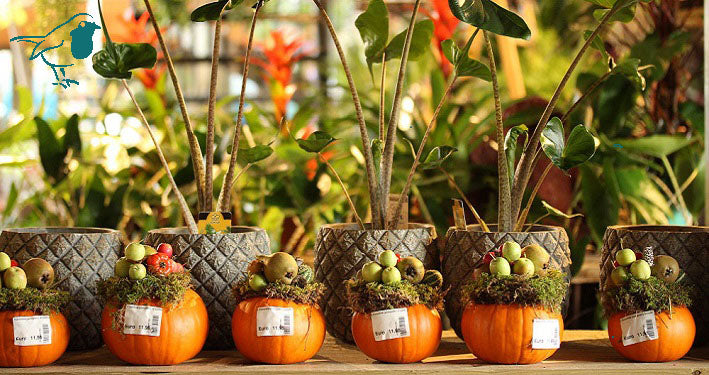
[602,276,692,317]
[97,271,192,307]
[462,270,568,313]
[233,279,325,306]
[346,279,446,314]
[0,288,70,314]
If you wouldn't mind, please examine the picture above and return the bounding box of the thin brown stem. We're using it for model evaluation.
[143,0,206,211]
[514,162,553,231]
[122,80,198,233]
[561,71,611,124]
[218,3,262,212]
[390,75,457,229]
[379,53,387,142]
[313,0,382,228]
[380,0,422,229]
[322,155,365,230]
[526,213,550,232]
[439,167,489,232]
[217,163,253,211]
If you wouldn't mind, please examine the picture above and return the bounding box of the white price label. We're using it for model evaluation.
[256,307,294,337]
[371,308,410,342]
[13,316,51,346]
[620,310,658,346]
[531,319,560,349]
[123,305,162,337]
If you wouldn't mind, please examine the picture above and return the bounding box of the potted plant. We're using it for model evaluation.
[91,0,273,348]
[602,248,695,361]
[461,241,567,364]
[345,250,445,363]
[0,253,71,367]
[98,242,208,365]
[231,252,326,364]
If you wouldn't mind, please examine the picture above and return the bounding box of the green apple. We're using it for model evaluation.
[128,263,147,280]
[610,266,629,286]
[615,249,636,267]
[502,241,522,262]
[362,262,383,283]
[249,273,268,291]
[378,250,398,268]
[3,267,27,289]
[125,243,146,262]
[513,258,535,277]
[490,257,511,276]
[381,266,402,285]
[0,252,11,272]
[630,260,651,280]
[143,245,157,257]
[114,257,131,277]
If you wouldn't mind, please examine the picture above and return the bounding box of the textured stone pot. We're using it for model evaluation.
[314,223,437,343]
[0,227,121,350]
[441,224,571,338]
[145,226,270,349]
[601,225,709,346]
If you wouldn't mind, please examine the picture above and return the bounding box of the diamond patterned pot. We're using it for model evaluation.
[144,226,270,349]
[314,223,437,343]
[0,227,121,350]
[601,225,709,346]
[441,224,571,338]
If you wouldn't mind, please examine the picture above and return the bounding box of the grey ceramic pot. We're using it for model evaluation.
[144,226,270,349]
[441,224,572,338]
[601,225,709,346]
[0,227,122,350]
[314,223,438,343]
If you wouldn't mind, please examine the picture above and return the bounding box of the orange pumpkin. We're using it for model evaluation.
[232,297,325,364]
[461,303,564,364]
[0,310,69,367]
[607,306,695,362]
[101,289,208,365]
[351,304,442,363]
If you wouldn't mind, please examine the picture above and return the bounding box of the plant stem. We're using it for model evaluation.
[526,213,550,231]
[484,31,512,231]
[313,0,382,228]
[514,162,553,231]
[218,2,262,212]
[379,53,387,142]
[217,163,252,211]
[510,5,620,222]
[322,154,365,229]
[380,0,422,229]
[661,155,692,224]
[390,74,457,229]
[143,0,206,211]
[438,167,490,231]
[561,71,611,124]
[122,79,198,233]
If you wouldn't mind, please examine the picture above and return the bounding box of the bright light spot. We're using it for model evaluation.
[96,121,105,134]
[317,173,332,194]
[104,113,122,136]
[350,145,365,165]
[79,119,93,132]
[398,112,412,131]
[103,142,128,174]
[469,115,480,124]
[243,202,255,213]
[402,97,415,113]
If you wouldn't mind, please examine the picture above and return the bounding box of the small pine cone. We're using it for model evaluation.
[643,246,654,266]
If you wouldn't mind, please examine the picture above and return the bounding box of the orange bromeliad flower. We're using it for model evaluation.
[423,0,460,77]
[109,9,165,89]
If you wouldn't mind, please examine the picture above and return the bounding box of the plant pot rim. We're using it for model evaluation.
[1,227,120,235]
[319,222,436,234]
[446,224,564,234]
[607,224,709,233]
[147,226,266,236]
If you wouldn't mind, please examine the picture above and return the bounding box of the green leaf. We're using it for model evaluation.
[355,0,389,70]
[440,39,491,80]
[580,165,619,247]
[2,182,18,219]
[541,118,597,171]
[420,146,457,170]
[612,58,646,90]
[191,0,243,22]
[612,135,692,157]
[593,3,637,23]
[541,200,583,219]
[371,138,383,181]
[35,117,66,182]
[379,20,434,62]
[448,0,531,40]
[504,124,528,187]
[62,114,81,154]
[583,30,608,60]
[296,131,336,153]
[237,144,273,165]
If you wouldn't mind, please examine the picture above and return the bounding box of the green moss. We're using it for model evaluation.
[233,279,325,306]
[346,279,446,314]
[0,288,70,314]
[602,276,693,317]
[461,270,568,313]
[96,271,192,307]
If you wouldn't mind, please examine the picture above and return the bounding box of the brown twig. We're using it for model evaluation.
[122,80,198,233]
[379,53,387,142]
[514,162,553,231]
[438,167,489,231]
[204,11,227,212]
[322,154,365,229]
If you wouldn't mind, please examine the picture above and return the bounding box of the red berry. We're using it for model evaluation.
[613,260,619,268]
[147,253,172,276]
[483,251,496,264]
[395,253,401,263]
[157,243,173,258]
[634,252,644,261]
[10,260,18,267]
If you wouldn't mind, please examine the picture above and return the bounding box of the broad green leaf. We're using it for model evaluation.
[615,167,671,217]
[296,131,336,153]
[371,138,383,181]
[612,135,692,157]
[612,58,646,90]
[593,3,636,23]
[237,144,273,165]
[580,165,619,247]
[448,0,531,40]
[440,39,491,80]
[35,117,66,182]
[420,146,457,170]
[63,114,81,154]
[504,124,528,187]
[355,0,389,69]
[583,30,608,60]
[379,20,434,62]
[542,200,583,219]
[2,182,18,219]
[541,118,596,171]
[191,0,243,22]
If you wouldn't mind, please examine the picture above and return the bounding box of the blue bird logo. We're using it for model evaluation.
[10,13,101,89]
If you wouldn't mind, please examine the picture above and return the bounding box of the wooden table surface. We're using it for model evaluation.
[4,330,708,374]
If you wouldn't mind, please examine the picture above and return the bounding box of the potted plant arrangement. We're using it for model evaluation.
[0,253,71,367]
[91,0,272,348]
[461,241,567,364]
[602,248,695,362]
[98,242,208,365]
[231,252,326,364]
[345,250,445,363]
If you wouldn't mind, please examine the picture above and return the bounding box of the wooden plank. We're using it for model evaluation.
[3,330,707,374]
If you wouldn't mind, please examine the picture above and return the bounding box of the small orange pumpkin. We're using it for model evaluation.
[0,310,69,367]
[351,304,442,363]
[101,289,208,365]
[232,297,325,364]
[461,303,564,364]
[607,306,695,362]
